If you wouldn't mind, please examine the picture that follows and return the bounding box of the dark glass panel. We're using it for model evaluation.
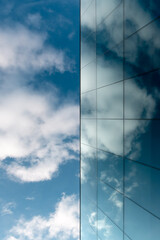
[81,0,95,36]
[125,0,160,37]
[81,60,96,93]
[98,150,123,193]
[81,32,96,68]
[97,43,123,87]
[97,4,123,52]
[81,119,96,147]
[97,82,123,118]
[97,0,122,25]
[125,70,160,119]
[98,209,123,240]
[125,18,160,79]
[125,159,160,218]
[125,198,160,240]
[97,120,123,156]
[98,181,123,229]
[81,90,96,118]
[125,120,160,169]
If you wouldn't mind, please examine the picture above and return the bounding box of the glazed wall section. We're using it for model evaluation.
[81,1,160,240]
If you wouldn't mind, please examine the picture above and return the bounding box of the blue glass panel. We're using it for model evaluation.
[125,70,160,119]
[98,150,123,193]
[125,198,160,240]
[125,120,160,169]
[125,159,160,218]
[98,209,123,240]
[125,18,160,79]
[98,181,123,229]
[125,0,160,37]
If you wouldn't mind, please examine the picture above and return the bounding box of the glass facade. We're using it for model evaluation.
[81,0,160,239]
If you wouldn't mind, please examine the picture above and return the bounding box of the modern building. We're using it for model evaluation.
[80,1,160,239]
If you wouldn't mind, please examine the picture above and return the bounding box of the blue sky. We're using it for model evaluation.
[0,0,79,239]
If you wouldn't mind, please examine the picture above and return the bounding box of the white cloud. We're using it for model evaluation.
[1,202,16,216]
[0,24,71,73]
[5,194,79,240]
[0,87,79,182]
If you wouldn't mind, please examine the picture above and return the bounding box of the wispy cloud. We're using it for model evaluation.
[25,197,35,201]
[5,194,79,240]
[1,202,16,216]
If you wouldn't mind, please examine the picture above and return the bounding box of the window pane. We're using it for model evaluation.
[125,120,160,169]
[81,90,96,118]
[81,119,96,147]
[125,18,160,79]
[125,0,160,37]
[125,198,160,240]
[81,60,96,93]
[98,120,123,156]
[97,43,123,87]
[98,181,123,229]
[125,159,160,218]
[97,0,122,25]
[98,209,123,240]
[98,150,123,193]
[97,82,123,118]
[125,70,160,119]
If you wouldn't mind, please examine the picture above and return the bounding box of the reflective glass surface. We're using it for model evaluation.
[98,209,123,240]
[98,150,123,192]
[125,198,160,240]
[125,18,160,79]
[81,60,96,93]
[97,44,123,87]
[81,0,160,239]
[125,0,160,37]
[97,0,122,25]
[97,82,123,118]
[97,4,123,51]
[81,144,97,240]
[125,120,160,169]
[81,32,96,68]
[81,0,95,36]
[98,181,123,229]
[81,90,96,118]
[81,0,93,15]
[125,70,160,119]
[98,120,123,156]
[81,119,96,147]
[125,159,160,218]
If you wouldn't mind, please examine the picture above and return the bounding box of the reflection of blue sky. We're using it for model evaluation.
[81,0,160,239]
[0,0,79,239]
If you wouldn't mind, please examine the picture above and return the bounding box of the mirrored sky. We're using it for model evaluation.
[0,0,80,239]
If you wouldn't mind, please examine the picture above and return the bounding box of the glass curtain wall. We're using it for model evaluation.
[81,0,160,240]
